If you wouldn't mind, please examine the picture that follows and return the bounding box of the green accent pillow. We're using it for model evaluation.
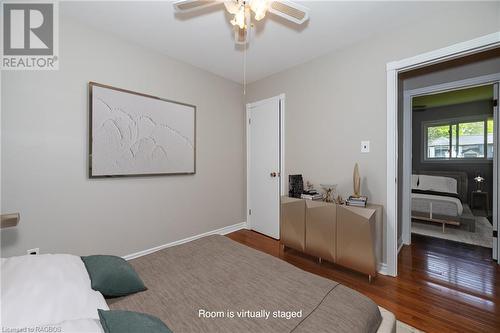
[81,255,146,297]
[98,309,172,333]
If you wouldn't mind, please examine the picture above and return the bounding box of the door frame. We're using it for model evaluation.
[401,75,500,258]
[386,31,500,277]
[246,94,286,232]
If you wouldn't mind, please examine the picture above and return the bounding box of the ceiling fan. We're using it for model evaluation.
[173,0,310,45]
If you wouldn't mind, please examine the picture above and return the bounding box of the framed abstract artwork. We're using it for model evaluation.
[88,82,196,177]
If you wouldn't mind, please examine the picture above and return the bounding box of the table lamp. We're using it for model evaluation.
[474,175,484,192]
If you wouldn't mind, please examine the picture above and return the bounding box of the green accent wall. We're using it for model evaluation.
[413,85,493,110]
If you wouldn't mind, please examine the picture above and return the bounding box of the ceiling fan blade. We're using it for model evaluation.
[173,0,221,13]
[224,1,240,14]
[268,0,309,24]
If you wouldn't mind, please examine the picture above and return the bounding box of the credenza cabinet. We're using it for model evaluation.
[280,196,383,280]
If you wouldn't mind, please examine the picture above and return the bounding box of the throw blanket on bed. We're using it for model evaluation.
[108,235,382,333]
[411,189,461,201]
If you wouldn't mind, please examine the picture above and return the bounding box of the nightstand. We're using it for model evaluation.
[471,191,489,216]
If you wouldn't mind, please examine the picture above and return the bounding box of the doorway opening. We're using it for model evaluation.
[406,84,496,250]
[396,47,500,281]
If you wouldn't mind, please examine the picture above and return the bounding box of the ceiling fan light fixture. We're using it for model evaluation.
[250,0,269,21]
[174,0,309,45]
[230,5,247,29]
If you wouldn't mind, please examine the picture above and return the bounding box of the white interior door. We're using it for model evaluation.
[247,96,282,239]
[493,82,499,261]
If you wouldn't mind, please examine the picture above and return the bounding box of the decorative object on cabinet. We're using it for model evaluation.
[302,185,321,200]
[320,184,337,203]
[353,163,361,197]
[305,181,314,191]
[301,191,323,200]
[288,174,304,198]
[346,195,368,207]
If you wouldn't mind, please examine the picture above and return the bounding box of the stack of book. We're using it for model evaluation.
[346,196,368,207]
[301,189,323,200]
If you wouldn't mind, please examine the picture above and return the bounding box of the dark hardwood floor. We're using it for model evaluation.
[226,230,500,333]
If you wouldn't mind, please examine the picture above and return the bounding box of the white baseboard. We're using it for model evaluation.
[123,222,247,261]
[377,243,404,277]
[378,263,391,276]
[397,242,404,254]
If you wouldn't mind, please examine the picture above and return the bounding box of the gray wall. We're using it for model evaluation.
[246,2,500,264]
[1,17,245,257]
[412,100,494,207]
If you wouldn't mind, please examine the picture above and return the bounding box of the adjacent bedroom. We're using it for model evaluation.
[1,1,500,333]
[410,85,495,248]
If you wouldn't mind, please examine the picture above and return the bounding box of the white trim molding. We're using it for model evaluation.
[123,222,248,261]
[386,69,399,277]
[386,31,500,277]
[378,263,389,276]
[387,32,500,72]
[397,242,404,255]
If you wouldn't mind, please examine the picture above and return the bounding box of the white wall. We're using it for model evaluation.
[1,17,245,257]
[245,2,500,264]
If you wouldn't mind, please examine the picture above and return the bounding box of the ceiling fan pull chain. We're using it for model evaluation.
[244,40,247,95]
[243,2,247,96]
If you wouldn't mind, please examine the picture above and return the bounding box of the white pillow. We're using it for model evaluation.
[1,254,109,330]
[417,175,458,194]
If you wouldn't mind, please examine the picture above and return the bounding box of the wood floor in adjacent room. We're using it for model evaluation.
[227,230,500,333]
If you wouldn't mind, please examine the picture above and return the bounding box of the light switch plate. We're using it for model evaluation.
[361,141,370,153]
[27,248,39,255]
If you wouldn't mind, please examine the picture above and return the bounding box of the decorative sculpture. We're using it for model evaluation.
[320,184,337,203]
[336,195,344,205]
[353,163,361,197]
[306,181,314,191]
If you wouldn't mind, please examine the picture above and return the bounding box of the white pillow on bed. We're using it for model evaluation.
[1,254,109,330]
[414,175,458,194]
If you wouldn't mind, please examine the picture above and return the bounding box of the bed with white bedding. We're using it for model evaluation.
[412,172,475,232]
[0,254,107,332]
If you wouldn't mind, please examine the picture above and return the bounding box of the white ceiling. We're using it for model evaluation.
[63,1,458,84]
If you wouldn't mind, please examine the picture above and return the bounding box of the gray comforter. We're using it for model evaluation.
[108,235,381,333]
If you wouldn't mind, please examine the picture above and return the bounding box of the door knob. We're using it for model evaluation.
[270,172,277,178]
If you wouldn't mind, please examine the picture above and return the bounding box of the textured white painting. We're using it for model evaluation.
[90,83,195,177]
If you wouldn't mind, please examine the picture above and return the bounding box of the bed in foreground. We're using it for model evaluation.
[108,235,395,333]
[1,235,395,332]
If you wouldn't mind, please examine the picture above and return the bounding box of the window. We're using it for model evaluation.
[424,116,494,161]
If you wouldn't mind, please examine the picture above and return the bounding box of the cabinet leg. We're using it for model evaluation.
[318,257,322,264]
[368,275,372,283]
